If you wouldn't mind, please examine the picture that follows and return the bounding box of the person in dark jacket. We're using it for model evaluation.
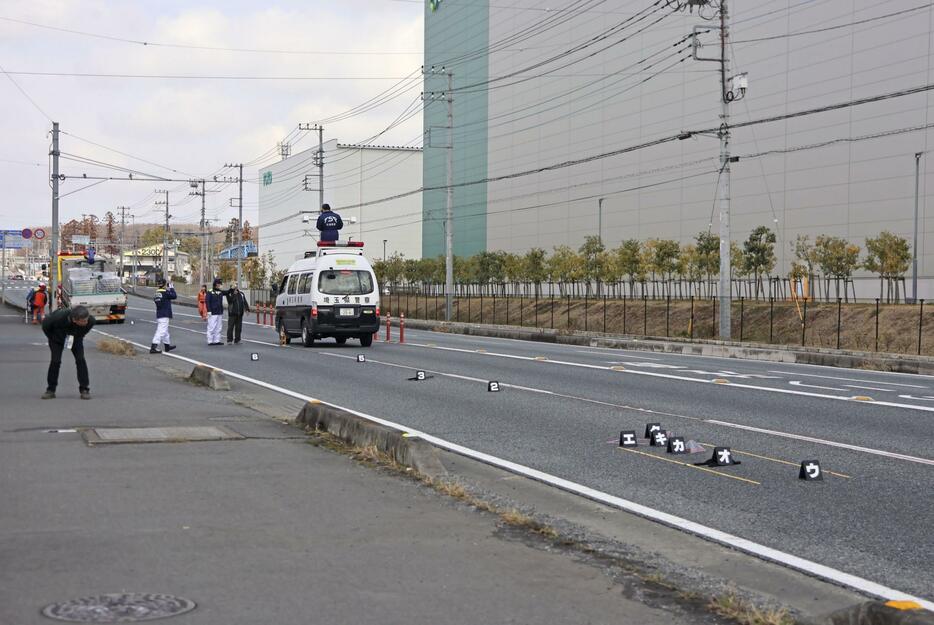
[315,203,343,241]
[224,285,250,344]
[205,278,225,345]
[41,305,96,399]
[150,279,177,354]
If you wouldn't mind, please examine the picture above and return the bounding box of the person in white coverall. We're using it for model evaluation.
[205,278,226,345]
[150,279,177,354]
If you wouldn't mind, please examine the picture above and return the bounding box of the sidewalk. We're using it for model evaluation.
[0,314,709,625]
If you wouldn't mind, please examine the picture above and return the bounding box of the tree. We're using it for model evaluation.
[694,231,719,297]
[103,211,117,254]
[742,226,776,299]
[140,227,164,249]
[224,218,240,248]
[643,239,680,297]
[614,239,644,297]
[791,234,819,300]
[523,248,548,296]
[864,231,911,302]
[547,246,578,296]
[814,235,860,301]
[241,220,254,242]
[578,235,605,295]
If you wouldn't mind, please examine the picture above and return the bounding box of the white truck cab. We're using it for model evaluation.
[275,241,381,347]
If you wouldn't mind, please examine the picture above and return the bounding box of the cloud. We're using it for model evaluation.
[0,0,424,229]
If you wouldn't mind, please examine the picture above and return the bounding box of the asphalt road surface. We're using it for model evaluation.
[6,286,934,603]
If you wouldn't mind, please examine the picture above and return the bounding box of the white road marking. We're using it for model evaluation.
[407,342,934,413]
[88,326,934,611]
[897,395,934,402]
[789,380,847,392]
[843,385,896,392]
[768,370,928,389]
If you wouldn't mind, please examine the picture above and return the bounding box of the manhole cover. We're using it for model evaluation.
[42,593,196,622]
[83,426,243,445]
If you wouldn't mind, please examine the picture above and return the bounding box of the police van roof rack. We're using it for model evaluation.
[317,240,364,247]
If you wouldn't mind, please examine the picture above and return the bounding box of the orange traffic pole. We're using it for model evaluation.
[399,312,405,344]
[385,311,392,342]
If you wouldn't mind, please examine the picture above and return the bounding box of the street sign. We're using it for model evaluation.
[72,234,90,245]
[21,228,32,239]
[34,228,46,240]
[0,232,31,249]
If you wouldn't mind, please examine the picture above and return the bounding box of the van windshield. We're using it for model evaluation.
[318,270,374,295]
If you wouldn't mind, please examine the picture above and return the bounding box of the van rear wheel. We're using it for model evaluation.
[301,320,315,347]
[335,337,347,345]
[359,333,373,347]
[277,318,291,345]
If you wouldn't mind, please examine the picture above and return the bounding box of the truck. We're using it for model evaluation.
[56,253,128,323]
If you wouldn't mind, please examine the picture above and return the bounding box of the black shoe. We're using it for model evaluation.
[226,340,232,344]
[234,340,241,344]
[41,390,55,400]
[150,344,161,354]
[80,390,91,400]
[164,344,176,353]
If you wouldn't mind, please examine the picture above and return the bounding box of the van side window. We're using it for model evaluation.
[279,275,289,295]
[304,273,315,294]
[287,275,297,295]
[297,272,311,294]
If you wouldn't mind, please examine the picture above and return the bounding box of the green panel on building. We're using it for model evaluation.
[422,0,488,260]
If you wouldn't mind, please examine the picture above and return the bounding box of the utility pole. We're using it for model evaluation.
[116,205,130,277]
[297,123,325,211]
[691,0,738,339]
[422,67,455,321]
[912,152,924,303]
[154,189,170,279]
[223,164,244,287]
[50,122,60,309]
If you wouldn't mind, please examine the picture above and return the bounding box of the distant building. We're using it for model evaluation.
[121,244,190,280]
[259,141,422,271]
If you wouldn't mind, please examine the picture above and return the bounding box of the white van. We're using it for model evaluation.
[274,241,381,347]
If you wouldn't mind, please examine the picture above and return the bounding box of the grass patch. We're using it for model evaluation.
[708,593,794,625]
[96,337,137,357]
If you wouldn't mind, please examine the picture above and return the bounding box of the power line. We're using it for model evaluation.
[0,15,421,56]
[732,2,934,44]
[0,62,52,121]
[1,70,418,80]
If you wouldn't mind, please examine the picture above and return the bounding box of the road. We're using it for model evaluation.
[5,284,934,604]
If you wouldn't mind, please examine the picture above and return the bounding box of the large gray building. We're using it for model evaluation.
[423,0,934,296]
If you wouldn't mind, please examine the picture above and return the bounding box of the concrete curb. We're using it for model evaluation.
[806,601,934,625]
[188,364,231,391]
[296,401,446,477]
[403,318,934,374]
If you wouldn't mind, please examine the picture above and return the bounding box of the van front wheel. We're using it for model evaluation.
[359,333,373,347]
[301,320,315,347]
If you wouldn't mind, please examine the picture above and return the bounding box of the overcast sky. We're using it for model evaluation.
[0,0,424,232]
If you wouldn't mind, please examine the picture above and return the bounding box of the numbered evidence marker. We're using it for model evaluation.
[357,354,366,363]
[666,436,686,455]
[487,381,500,392]
[696,446,741,467]
[251,353,259,362]
[618,430,638,447]
[798,460,823,481]
[651,430,669,447]
[644,423,662,439]
[408,370,432,381]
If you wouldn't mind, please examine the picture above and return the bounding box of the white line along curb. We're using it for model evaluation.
[93,328,934,611]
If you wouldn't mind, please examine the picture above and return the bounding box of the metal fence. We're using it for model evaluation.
[381,290,934,357]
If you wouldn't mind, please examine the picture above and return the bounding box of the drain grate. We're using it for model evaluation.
[83,426,243,445]
[41,593,196,622]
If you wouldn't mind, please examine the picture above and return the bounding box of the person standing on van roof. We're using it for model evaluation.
[316,203,343,241]
[205,278,225,345]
